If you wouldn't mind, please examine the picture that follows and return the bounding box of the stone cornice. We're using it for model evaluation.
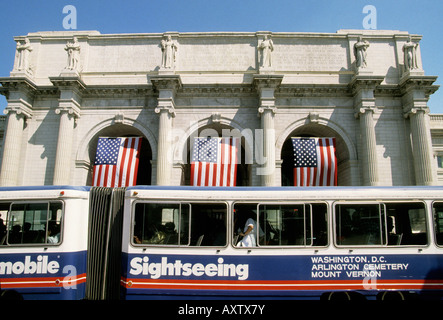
[150,75,182,93]
[252,74,284,91]
[82,85,153,97]
[399,75,439,97]
[0,76,38,99]
[0,76,438,101]
[276,84,351,97]
[49,75,87,92]
[349,75,385,94]
[179,84,254,97]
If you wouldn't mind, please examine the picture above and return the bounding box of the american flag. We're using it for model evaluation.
[92,137,142,187]
[191,137,239,186]
[292,137,337,186]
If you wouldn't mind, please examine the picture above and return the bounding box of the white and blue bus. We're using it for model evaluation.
[1,185,443,300]
[0,186,91,300]
[0,186,125,300]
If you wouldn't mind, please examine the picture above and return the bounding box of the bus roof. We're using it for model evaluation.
[125,185,443,201]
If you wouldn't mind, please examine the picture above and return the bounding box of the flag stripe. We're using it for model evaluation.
[231,138,238,186]
[117,138,129,187]
[319,139,325,186]
[132,138,142,186]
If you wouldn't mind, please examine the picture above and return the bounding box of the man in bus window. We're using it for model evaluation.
[47,221,60,244]
[237,210,264,247]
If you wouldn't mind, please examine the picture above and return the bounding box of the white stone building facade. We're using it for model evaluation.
[0,29,442,187]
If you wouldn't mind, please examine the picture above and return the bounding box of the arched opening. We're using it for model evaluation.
[182,123,251,186]
[86,124,152,186]
[281,123,351,186]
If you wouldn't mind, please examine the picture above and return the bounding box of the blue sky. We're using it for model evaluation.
[1,0,443,113]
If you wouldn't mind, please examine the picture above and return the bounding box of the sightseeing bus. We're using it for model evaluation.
[120,186,443,300]
[0,186,91,300]
[1,185,443,300]
[0,186,125,300]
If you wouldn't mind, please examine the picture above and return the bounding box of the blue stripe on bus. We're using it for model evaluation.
[0,251,87,300]
[120,252,443,299]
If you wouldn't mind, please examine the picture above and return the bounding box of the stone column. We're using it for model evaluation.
[351,75,384,186]
[155,106,174,186]
[258,106,276,186]
[253,74,283,186]
[0,77,35,186]
[406,108,434,185]
[0,106,31,186]
[356,107,379,186]
[400,75,438,186]
[151,75,181,186]
[50,76,84,185]
[53,105,80,185]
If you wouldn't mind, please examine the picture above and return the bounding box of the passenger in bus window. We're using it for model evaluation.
[9,225,22,244]
[47,221,60,244]
[0,218,6,245]
[237,210,264,247]
[164,222,178,244]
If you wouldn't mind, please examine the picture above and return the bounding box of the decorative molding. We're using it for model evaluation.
[277,84,351,97]
[211,112,221,123]
[49,75,86,92]
[349,75,384,95]
[0,76,38,99]
[354,106,379,119]
[180,84,254,97]
[4,99,33,119]
[114,112,125,124]
[83,85,153,97]
[258,106,277,114]
[55,101,81,118]
[308,112,320,123]
[399,75,439,97]
[252,74,284,91]
[150,74,182,92]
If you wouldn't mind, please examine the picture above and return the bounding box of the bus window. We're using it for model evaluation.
[132,202,227,247]
[312,203,328,246]
[233,203,257,246]
[133,203,189,245]
[5,202,63,245]
[189,203,227,246]
[233,203,327,247]
[433,202,443,246]
[0,203,8,245]
[260,204,309,246]
[385,202,427,246]
[335,204,383,246]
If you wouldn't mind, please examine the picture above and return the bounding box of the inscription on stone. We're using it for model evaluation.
[179,40,256,71]
[275,43,348,71]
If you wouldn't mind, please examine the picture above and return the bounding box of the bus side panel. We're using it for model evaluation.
[120,252,443,300]
[0,251,87,300]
